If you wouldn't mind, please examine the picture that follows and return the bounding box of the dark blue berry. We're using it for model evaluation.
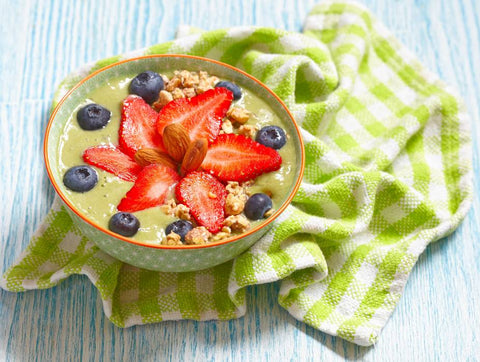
[129,71,164,104]
[77,103,111,130]
[109,212,140,237]
[244,193,273,220]
[165,220,193,242]
[63,165,98,192]
[215,81,242,100]
[255,126,287,150]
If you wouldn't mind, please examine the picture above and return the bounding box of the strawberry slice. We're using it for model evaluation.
[119,95,165,158]
[156,87,233,143]
[175,171,227,233]
[83,146,142,182]
[117,164,180,213]
[201,134,282,182]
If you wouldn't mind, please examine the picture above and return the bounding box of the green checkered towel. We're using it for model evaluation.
[0,0,472,346]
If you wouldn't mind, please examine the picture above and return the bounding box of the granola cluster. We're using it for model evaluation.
[225,181,249,216]
[238,125,258,139]
[219,107,255,138]
[162,232,182,246]
[160,199,192,221]
[210,226,232,242]
[153,70,219,110]
[185,226,211,245]
[227,107,251,124]
[224,215,250,233]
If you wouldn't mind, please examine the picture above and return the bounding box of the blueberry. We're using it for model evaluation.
[244,193,273,220]
[77,103,111,130]
[215,81,242,100]
[129,71,164,104]
[109,212,140,237]
[255,126,287,149]
[165,220,193,242]
[63,165,98,192]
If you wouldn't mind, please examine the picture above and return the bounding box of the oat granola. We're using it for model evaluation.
[209,226,232,242]
[227,106,251,124]
[153,90,173,110]
[160,199,192,221]
[174,204,191,221]
[160,198,177,215]
[238,124,258,139]
[161,232,183,246]
[225,192,247,216]
[224,215,250,232]
[171,88,185,99]
[185,226,211,245]
[221,119,234,134]
[264,208,274,217]
[183,87,196,98]
[165,76,182,92]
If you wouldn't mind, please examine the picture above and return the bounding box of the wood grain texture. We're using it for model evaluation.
[0,0,479,360]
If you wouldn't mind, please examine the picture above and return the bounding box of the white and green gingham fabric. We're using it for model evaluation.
[0,1,472,346]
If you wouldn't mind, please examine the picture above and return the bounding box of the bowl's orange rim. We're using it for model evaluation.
[44,54,305,250]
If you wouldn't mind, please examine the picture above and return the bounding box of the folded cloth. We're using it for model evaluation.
[0,0,472,346]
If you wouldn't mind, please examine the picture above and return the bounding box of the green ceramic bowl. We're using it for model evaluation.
[44,55,304,272]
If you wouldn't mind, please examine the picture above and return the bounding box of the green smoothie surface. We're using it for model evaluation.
[58,72,298,245]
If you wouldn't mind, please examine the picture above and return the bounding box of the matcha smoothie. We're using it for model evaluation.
[58,71,297,245]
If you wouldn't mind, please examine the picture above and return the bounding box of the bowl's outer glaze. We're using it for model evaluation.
[45,55,304,272]
[64,204,272,271]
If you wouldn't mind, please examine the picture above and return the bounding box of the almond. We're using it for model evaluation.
[163,123,191,162]
[180,138,208,176]
[134,148,177,169]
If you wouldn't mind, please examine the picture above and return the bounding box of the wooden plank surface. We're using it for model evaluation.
[0,0,479,360]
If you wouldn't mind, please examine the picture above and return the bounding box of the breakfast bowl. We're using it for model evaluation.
[44,55,305,272]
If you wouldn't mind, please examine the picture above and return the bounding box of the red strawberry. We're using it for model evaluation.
[117,164,180,213]
[175,171,227,233]
[83,146,142,182]
[119,95,165,158]
[201,134,282,182]
[156,87,233,144]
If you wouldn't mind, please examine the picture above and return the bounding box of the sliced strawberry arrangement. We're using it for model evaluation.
[119,95,165,158]
[76,73,286,239]
[156,87,233,144]
[201,134,282,182]
[83,146,142,182]
[117,164,180,213]
[175,171,227,233]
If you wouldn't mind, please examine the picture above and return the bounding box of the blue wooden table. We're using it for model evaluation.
[1,0,479,360]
